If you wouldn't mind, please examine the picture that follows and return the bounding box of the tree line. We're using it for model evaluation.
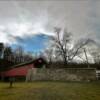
[0,27,100,70]
[0,43,33,64]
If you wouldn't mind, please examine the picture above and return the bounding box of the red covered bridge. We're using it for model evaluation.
[0,58,46,81]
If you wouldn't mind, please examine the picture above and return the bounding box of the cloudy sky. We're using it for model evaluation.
[0,0,100,52]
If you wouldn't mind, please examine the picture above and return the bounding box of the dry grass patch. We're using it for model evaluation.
[0,81,100,100]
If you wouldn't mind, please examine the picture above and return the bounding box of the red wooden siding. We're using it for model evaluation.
[0,64,34,77]
[0,58,46,78]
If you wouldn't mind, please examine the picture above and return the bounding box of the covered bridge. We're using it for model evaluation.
[0,58,47,81]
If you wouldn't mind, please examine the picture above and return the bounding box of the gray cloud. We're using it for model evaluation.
[0,0,100,44]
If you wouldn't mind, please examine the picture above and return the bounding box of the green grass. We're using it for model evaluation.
[0,81,100,100]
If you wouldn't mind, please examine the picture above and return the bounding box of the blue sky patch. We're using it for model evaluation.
[11,34,50,53]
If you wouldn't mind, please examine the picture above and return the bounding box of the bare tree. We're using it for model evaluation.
[90,49,100,64]
[70,39,91,62]
[0,43,4,58]
[13,46,24,63]
[83,48,90,68]
[4,46,13,61]
[43,48,54,64]
[51,27,71,64]
[51,27,90,65]
[86,39,100,64]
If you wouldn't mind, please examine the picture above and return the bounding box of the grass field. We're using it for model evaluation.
[0,81,100,100]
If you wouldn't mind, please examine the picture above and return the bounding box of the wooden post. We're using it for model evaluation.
[9,77,14,88]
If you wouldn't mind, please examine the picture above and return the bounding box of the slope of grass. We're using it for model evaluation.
[0,81,100,100]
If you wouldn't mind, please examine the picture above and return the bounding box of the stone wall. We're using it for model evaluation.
[26,68,96,81]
